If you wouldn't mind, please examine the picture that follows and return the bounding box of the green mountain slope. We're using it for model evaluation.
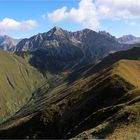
[0,59,140,139]
[0,50,45,123]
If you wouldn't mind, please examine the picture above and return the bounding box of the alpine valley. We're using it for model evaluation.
[0,27,140,140]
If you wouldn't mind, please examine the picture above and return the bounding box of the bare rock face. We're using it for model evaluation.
[118,35,140,44]
[0,35,20,51]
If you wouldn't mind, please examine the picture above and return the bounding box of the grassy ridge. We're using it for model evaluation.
[112,60,140,88]
[71,60,140,139]
[0,50,45,123]
[0,59,139,139]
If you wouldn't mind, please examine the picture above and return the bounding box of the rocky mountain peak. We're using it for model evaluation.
[0,35,8,43]
[81,28,93,33]
[53,26,63,31]
[118,34,140,44]
[47,26,65,36]
[98,31,115,39]
[119,35,136,40]
[0,35,20,51]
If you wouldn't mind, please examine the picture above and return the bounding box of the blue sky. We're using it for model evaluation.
[0,0,140,38]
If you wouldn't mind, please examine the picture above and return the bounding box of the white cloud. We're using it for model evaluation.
[47,0,140,30]
[48,0,100,30]
[48,7,67,22]
[96,0,140,19]
[0,18,37,32]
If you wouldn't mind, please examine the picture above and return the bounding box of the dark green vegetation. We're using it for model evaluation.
[0,47,140,139]
[0,50,45,123]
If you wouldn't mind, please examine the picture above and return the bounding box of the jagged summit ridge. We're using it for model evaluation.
[15,27,134,73]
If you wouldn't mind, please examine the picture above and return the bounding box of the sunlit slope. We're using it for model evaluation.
[0,50,45,122]
[112,60,140,88]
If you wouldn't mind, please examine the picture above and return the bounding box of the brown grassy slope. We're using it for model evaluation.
[0,50,45,123]
[0,59,140,139]
[73,95,140,140]
[72,60,140,139]
[112,60,140,88]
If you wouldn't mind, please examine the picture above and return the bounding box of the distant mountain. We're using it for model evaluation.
[0,28,136,75]
[15,27,132,74]
[118,35,140,44]
[16,27,124,53]
[0,35,20,51]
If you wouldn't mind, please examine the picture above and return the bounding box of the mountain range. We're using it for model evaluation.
[118,35,140,44]
[0,27,140,139]
[14,27,134,74]
[0,35,20,51]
